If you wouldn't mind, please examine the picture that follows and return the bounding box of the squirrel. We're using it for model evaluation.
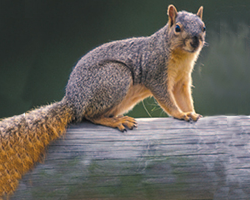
[0,5,205,196]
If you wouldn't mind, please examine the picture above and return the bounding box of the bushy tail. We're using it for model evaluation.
[0,99,74,196]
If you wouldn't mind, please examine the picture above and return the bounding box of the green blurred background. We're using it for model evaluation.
[1,0,250,119]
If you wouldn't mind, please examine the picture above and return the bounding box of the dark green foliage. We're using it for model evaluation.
[1,0,250,118]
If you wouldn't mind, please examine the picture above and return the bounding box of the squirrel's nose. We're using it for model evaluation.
[190,36,199,49]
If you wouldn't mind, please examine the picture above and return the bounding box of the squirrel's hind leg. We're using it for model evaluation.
[81,62,138,131]
[86,115,137,132]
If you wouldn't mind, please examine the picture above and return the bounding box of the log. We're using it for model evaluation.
[9,116,250,200]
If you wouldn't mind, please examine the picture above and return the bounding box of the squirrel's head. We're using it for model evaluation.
[167,5,206,53]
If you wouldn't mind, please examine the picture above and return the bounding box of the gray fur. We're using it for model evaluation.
[65,9,205,121]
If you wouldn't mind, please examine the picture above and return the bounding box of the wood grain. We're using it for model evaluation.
[10,116,250,200]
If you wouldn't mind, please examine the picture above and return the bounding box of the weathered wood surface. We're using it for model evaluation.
[10,116,250,200]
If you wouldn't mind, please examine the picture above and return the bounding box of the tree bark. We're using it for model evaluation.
[10,116,250,200]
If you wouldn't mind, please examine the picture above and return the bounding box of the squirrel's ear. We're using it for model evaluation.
[197,6,203,20]
[167,5,178,27]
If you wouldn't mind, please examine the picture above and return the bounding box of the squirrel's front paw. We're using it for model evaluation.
[174,112,202,122]
[173,112,191,121]
[186,112,202,122]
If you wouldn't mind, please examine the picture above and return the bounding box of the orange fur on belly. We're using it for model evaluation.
[106,84,152,116]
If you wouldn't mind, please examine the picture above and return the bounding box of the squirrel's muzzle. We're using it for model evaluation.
[184,34,204,53]
[190,36,199,49]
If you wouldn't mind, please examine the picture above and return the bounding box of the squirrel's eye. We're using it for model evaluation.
[203,26,206,32]
[175,25,181,32]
